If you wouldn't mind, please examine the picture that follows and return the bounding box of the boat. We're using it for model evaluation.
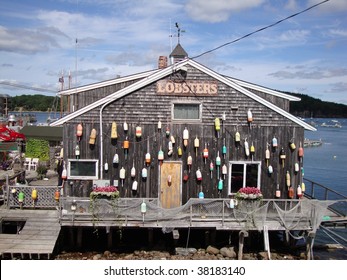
[321,120,342,128]
[304,138,323,148]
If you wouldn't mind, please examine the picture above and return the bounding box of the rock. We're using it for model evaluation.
[175,247,197,256]
[93,254,102,260]
[104,250,111,257]
[258,251,269,260]
[206,245,219,255]
[220,247,237,258]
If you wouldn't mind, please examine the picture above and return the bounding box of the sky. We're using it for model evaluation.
[0,0,347,105]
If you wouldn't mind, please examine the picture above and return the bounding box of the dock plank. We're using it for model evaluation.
[0,209,61,259]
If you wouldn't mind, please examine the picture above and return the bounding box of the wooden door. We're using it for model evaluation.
[160,161,182,209]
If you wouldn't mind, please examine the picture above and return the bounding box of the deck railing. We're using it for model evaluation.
[58,197,344,232]
[303,178,347,217]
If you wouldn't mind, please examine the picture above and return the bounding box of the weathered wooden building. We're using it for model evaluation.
[51,44,315,206]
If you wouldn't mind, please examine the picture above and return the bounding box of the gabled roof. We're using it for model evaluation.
[225,76,301,101]
[58,69,158,96]
[50,58,316,131]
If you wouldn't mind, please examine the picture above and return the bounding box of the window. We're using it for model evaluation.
[68,159,99,180]
[173,103,201,121]
[228,161,261,194]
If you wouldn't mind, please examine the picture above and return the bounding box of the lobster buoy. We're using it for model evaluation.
[215,118,221,137]
[218,179,223,191]
[124,137,129,159]
[104,162,109,172]
[135,126,142,138]
[275,184,281,198]
[235,131,241,143]
[177,145,183,157]
[288,186,294,199]
[183,170,189,182]
[198,191,204,199]
[75,144,80,159]
[194,136,200,156]
[187,153,192,172]
[297,185,303,198]
[183,127,189,147]
[222,138,227,158]
[54,189,60,202]
[123,121,128,133]
[272,136,278,149]
[280,147,286,168]
[203,144,209,164]
[170,135,175,144]
[298,142,304,162]
[132,180,138,191]
[61,167,67,180]
[123,138,130,149]
[111,121,117,139]
[131,165,136,178]
[145,152,151,165]
[157,120,162,131]
[265,146,270,166]
[113,153,119,164]
[120,167,126,178]
[18,191,25,203]
[229,199,235,209]
[141,200,147,214]
[294,162,299,173]
[142,167,147,179]
[286,171,291,187]
[196,168,202,181]
[222,164,227,179]
[168,141,173,156]
[301,182,306,192]
[167,175,172,186]
[76,123,83,141]
[244,139,250,157]
[158,149,164,161]
[31,188,37,200]
[247,109,253,123]
[89,128,97,145]
[210,161,214,179]
[250,142,255,160]
[222,111,226,121]
[268,165,273,174]
[165,126,170,137]
[290,140,296,151]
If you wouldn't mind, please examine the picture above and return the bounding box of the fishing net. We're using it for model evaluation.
[61,197,341,235]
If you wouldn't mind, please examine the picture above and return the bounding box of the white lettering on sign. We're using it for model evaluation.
[157,80,218,96]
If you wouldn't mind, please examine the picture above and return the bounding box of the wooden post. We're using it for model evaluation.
[238,230,248,260]
[306,231,315,260]
[106,226,113,249]
[77,227,83,249]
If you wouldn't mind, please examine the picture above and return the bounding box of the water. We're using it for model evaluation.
[304,118,347,197]
[303,118,347,259]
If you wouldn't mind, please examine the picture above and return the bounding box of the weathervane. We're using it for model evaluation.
[175,22,185,44]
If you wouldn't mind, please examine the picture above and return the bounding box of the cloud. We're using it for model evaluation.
[2,63,13,67]
[308,0,347,12]
[269,65,347,80]
[0,25,67,54]
[185,0,265,23]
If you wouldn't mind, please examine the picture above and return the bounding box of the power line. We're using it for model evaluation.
[191,0,330,59]
[0,81,57,93]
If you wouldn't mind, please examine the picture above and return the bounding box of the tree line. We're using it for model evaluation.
[8,95,60,112]
[7,93,347,118]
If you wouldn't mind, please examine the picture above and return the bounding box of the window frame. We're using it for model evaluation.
[228,160,261,195]
[67,159,99,180]
[171,101,202,122]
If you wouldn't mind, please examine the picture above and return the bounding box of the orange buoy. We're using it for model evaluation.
[54,189,60,202]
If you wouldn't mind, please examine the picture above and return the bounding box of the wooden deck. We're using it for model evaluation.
[0,208,61,259]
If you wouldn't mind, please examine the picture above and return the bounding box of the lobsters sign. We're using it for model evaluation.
[157,80,218,96]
